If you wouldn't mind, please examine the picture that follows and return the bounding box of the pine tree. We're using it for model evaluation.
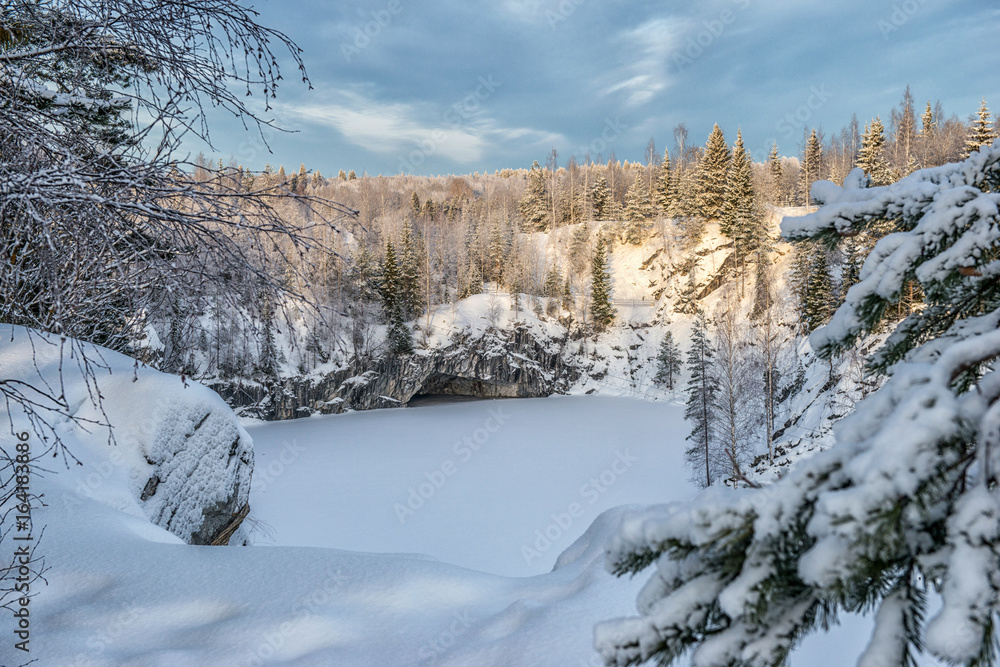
[518,160,551,231]
[409,191,421,218]
[589,176,611,219]
[590,237,616,330]
[338,169,347,180]
[598,142,1000,667]
[622,175,653,244]
[399,219,423,320]
[655,147,678,215]
[696,124,731,221]
[653,331,683,390]
[963,97,998,158]
[347,169,357,180]
[801,128,823,204]
[684,310,718,488]
[857,117,895,186]
[381,241,413,355]
[721,129,763,289]
[840,234,863,301]
[256,294,280,381]
[768,142,784,205]
[803,243,834,332]
[561,276,574,312]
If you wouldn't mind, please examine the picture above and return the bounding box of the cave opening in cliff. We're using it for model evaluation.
[407,372,518,407]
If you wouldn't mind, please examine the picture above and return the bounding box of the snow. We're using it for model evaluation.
[3,348,887,666]
[3,198,967,665]
[247,396,689,578]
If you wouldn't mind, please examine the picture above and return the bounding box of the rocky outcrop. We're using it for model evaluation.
[137,398,254,545]
[214,325,580,420]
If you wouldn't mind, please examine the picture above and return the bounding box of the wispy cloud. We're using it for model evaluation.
[280,89,563,166]
[601,18,687,107]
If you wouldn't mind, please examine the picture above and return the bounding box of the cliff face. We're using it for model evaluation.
[214,325,580,420]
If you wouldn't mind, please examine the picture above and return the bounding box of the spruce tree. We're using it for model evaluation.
[803,244,835,332]
[381,241,413,355]
[590,237,616,330]
[683,310,718,488]
[518,160,551,231]
[768,142,784,204]
[256,295,280,381]
[801,128,823,204]
[409,191,421,218]
[857,117,894,186]
[963,97,999,158]
[589,176,611,219]
[840,235,863,301]
[568,221,591,275]
[561,276,574,312]
[399,219,423,320]
[599,146,1000,665]
[696,124,731,221]
[622,176,653,244]
[655,147,678,216]
[721,130,763,286]
[653,331,683,390]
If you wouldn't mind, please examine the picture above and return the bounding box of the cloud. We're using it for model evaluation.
[601,17,686,107]
[280,88,565,170]
[283,91,486,163]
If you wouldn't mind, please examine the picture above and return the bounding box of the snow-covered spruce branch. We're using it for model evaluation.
[597,143,1000,666]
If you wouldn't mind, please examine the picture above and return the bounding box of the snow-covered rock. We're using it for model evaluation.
[0,324,253,545]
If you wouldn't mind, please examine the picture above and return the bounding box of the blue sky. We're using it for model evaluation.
[193,0,1000,177]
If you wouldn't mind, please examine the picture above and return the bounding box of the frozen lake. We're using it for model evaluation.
[246,395,693,577]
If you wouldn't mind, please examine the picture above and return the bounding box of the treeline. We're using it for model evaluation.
[166,89,999,382]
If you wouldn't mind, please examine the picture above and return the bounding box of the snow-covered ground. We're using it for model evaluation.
[246,396,691,578]
[7,367,884,667]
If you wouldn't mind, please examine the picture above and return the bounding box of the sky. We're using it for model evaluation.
[192,0,1000,177]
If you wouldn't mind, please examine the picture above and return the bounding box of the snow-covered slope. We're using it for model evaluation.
[0,324,253,544]
[8,384,880,666]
